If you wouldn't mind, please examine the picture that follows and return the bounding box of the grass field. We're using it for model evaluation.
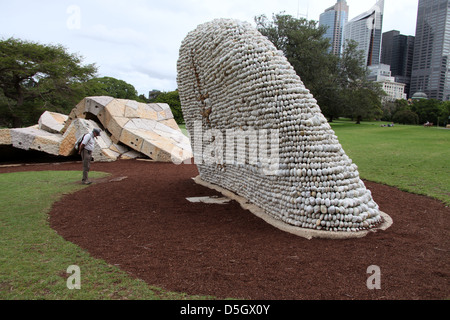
[330,120,450,206]
[0,170,211,300]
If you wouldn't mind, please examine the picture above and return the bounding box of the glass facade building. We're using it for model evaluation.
[410,0,450,101]
[319,0,349,56]
[381,30,415,98]
[343,0,384,66]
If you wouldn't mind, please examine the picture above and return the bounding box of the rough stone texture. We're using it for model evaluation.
[10,125,63,156]
[2,96,192,163]
[2,116,138,162]
[0,129,12,146]
[177,19,390,236]
[38,111,68,134]
[70,97,192,163]
[64,118,123,162]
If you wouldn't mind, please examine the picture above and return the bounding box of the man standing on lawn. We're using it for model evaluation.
[78,128,101,185]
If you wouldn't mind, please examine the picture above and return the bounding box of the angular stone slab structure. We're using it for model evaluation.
[67,97,192,163]
[62,118,140,162]
[0,118,137,162]
[10,125,63,156]
[38,111,68,134]
[0,128,12,146]
[1,96,192,163]
[177,19,391,238]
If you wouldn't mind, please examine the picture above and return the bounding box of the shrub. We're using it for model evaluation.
[393,110,419,125]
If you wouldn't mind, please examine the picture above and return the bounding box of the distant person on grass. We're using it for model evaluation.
[78,128,101,185]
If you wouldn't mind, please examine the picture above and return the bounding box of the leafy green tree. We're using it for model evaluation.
[0,37,97,127]
[393,109,419,125]
[411,99,443,125]
[393,99,410,113]
[383,99,415,122]
[333,40,384,123]
[152,90,184,124]
[324,40,364,122]
[381,101,396,121]
[82,76,144,101]
[441,101,450,126]
[344,85,383,124]
[138,94,150,103]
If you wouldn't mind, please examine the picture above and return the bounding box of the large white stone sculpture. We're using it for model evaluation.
[177,19,392,238]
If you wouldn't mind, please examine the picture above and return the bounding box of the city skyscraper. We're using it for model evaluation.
[410,0,450,101]
[343,0,385,66]
[319,0,349,56]
[381,30,415,98]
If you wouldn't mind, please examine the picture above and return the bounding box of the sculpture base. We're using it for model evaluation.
[193,176,393,240]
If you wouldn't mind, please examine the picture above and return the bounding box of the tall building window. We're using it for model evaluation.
[342,0,385,66]
[319,0,349,57]
[411,0,450,101]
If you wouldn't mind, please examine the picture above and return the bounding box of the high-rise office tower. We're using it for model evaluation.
[410,0,450,101]
[319,0,349,56]
[343,0,384,66]
[381,30,415,98]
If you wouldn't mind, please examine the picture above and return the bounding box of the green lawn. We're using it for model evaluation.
[0,170,212,300]
[179,124,188,137]
[330,120,450,206]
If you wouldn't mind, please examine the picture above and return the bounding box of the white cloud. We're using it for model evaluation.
[79,24,150,46]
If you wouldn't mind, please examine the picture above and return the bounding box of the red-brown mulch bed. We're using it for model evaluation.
[1,159,448,300]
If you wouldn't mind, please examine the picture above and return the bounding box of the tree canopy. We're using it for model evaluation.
[0,37,97,127]
[82,76,142,101]
[411,99,450,125]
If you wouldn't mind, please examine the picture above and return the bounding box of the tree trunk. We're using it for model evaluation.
[12,115,23,128]
[11,80,24,128]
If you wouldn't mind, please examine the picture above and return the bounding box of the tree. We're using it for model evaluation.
[385,99,417,123]
[334,40,384,123]
[82,76,143,101]
[152,90,184,124]
[344,85,383,124]
[0,37,97,127]
[321,40,370,122]
[393,109,419,125]
[138,94,150,103]
[441,101,450,126]
[411,99,443,125]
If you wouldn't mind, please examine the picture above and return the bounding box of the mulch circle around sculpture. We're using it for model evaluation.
[1,159,448,300]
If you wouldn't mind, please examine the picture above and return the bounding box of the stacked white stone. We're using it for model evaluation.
[177,19,384,233]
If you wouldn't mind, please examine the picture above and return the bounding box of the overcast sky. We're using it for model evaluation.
[0,0,418,96]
